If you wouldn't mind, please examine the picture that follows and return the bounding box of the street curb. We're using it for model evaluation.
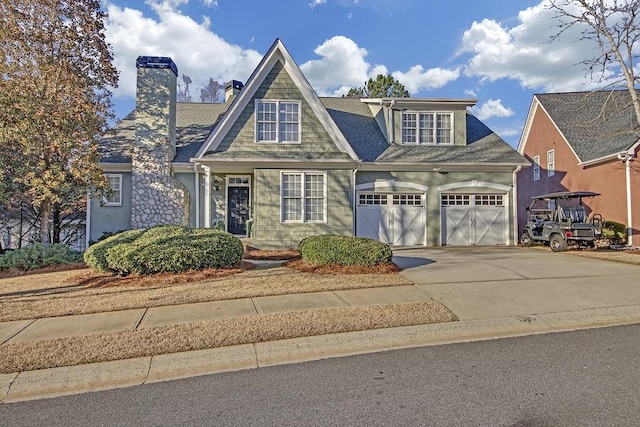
[3,305,640,403]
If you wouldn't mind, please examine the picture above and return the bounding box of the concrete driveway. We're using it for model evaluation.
[393,246,640,321]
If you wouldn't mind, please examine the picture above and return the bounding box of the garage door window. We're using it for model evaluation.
[475,195,504,206]
[441,194,470,206]
[393,194,423,206]
[359,194,388,205]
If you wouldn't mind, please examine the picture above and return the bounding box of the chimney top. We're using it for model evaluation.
[136,56,178,76]
[224,80,244,102]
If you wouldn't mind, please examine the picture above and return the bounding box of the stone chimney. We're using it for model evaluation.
[224,80,244,102]
[131,56,189,229]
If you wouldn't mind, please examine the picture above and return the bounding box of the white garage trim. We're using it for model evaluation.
[441,193,508,246]
[356,180,430,192]
[437,180,511,192]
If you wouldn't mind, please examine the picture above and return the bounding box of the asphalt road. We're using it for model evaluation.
[2,325,640,426]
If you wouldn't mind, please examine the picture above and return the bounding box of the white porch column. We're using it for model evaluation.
[203,166,211,228]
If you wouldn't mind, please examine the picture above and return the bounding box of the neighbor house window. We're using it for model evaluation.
[547,149,555,177]
[402,112,452,145]
[533,155,540,181]
[255,100,300,143]
[281,172,326,222]
[104,174,122,206]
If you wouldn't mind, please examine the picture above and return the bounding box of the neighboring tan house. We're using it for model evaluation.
[517,90,640,245]
[88,38,528,249]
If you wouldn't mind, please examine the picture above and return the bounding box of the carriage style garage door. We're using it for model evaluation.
[441,194,507,246]
[356,193,425,245]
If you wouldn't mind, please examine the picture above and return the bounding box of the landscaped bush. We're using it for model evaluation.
[84,225,244,275]
[84,229,147,272]
[602,221,627,245]
[0,243,83,271]
[299,234,393,267]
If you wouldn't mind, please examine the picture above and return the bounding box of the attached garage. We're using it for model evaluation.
[356,193,426,245]
[441,193,507,245]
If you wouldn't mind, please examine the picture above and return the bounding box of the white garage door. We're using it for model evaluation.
[356,193,425,245]
[442,194,507,246]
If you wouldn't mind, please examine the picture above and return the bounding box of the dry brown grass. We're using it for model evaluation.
[0,301,457,373]
[0,258,412,322]
[567,248,640,265]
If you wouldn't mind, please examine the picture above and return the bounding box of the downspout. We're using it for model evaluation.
[85,194,91,249]
[193,164,200,228]
[625,156,633,246]
[512,165,522,246]
[352,166,359,236]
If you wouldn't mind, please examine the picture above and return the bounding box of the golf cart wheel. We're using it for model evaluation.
[520,232,534,247]
[550,235,568,252]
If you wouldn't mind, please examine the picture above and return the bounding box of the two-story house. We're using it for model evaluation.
[88,39,528,249]
[517,91,640,245]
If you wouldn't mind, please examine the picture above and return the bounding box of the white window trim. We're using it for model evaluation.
[401,111,454,145]
[280,171,327,223]
[547,149,555,177]
[533,155,540,181]
[103,174,122,206]
[255,99,302,144]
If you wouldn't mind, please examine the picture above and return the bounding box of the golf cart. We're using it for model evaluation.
[520,191,604,252]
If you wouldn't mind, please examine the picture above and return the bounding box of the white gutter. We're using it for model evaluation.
[193,164,200,228]
[512,165,522,246]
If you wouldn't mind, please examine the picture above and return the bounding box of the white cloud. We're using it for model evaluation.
[459,1,618,92]
[300,36,371,96]
[105,1,262,100]
[202,0,218,6]
[309,0,326,9]
[471,99,515,120]
[392,66,461,94]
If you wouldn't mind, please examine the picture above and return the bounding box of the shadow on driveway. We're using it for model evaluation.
[392,256,436,269]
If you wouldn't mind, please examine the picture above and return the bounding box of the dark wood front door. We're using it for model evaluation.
[227,187,249,235]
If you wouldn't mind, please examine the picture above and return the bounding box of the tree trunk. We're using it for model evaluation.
[40,200,51,246]
[52,202,61,244]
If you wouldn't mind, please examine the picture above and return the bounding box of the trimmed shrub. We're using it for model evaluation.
[603,221,627,245]
[84,229,147,272]
[299,234,393,267]
[85,225,244,275]
[0,243,82,271]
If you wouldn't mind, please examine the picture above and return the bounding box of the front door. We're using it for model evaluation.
[227,187,249,235]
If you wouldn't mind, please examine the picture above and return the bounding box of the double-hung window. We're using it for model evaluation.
[402,112,452,145]
[103,174,122,206]
[256,100,300,143]
[533,155,540,181]
[281,172,326,222]
[547,149,555,177]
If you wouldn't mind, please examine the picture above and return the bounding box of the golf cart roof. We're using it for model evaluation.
[531,191,600,200]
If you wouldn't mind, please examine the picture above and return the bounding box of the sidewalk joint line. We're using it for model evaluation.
[133,308,148,331]
[0,319,37,346]
[331,291,351,307]
[250,298,260,315]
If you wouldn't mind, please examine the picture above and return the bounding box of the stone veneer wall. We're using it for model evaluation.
[131,56,189,229]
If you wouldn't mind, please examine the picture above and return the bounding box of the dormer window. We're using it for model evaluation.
[255,100,301,143]
[402,111,452,145]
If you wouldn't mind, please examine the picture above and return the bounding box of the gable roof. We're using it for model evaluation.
[194,38,359,160]
[528,90,640,163]
[99,102,228,164]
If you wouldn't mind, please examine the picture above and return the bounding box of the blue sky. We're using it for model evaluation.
[103,0,611,148]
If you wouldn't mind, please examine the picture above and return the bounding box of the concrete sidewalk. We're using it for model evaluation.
[2,247,640,403]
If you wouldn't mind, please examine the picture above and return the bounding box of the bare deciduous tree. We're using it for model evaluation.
[548,0,640,126]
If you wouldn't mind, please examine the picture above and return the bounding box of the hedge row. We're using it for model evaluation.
[84,226,244,275]
[0,243,82,271]
[299,234,392,267]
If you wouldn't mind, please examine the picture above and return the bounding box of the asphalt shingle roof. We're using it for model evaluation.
[100,98,525,166]
[535,90,640,162]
